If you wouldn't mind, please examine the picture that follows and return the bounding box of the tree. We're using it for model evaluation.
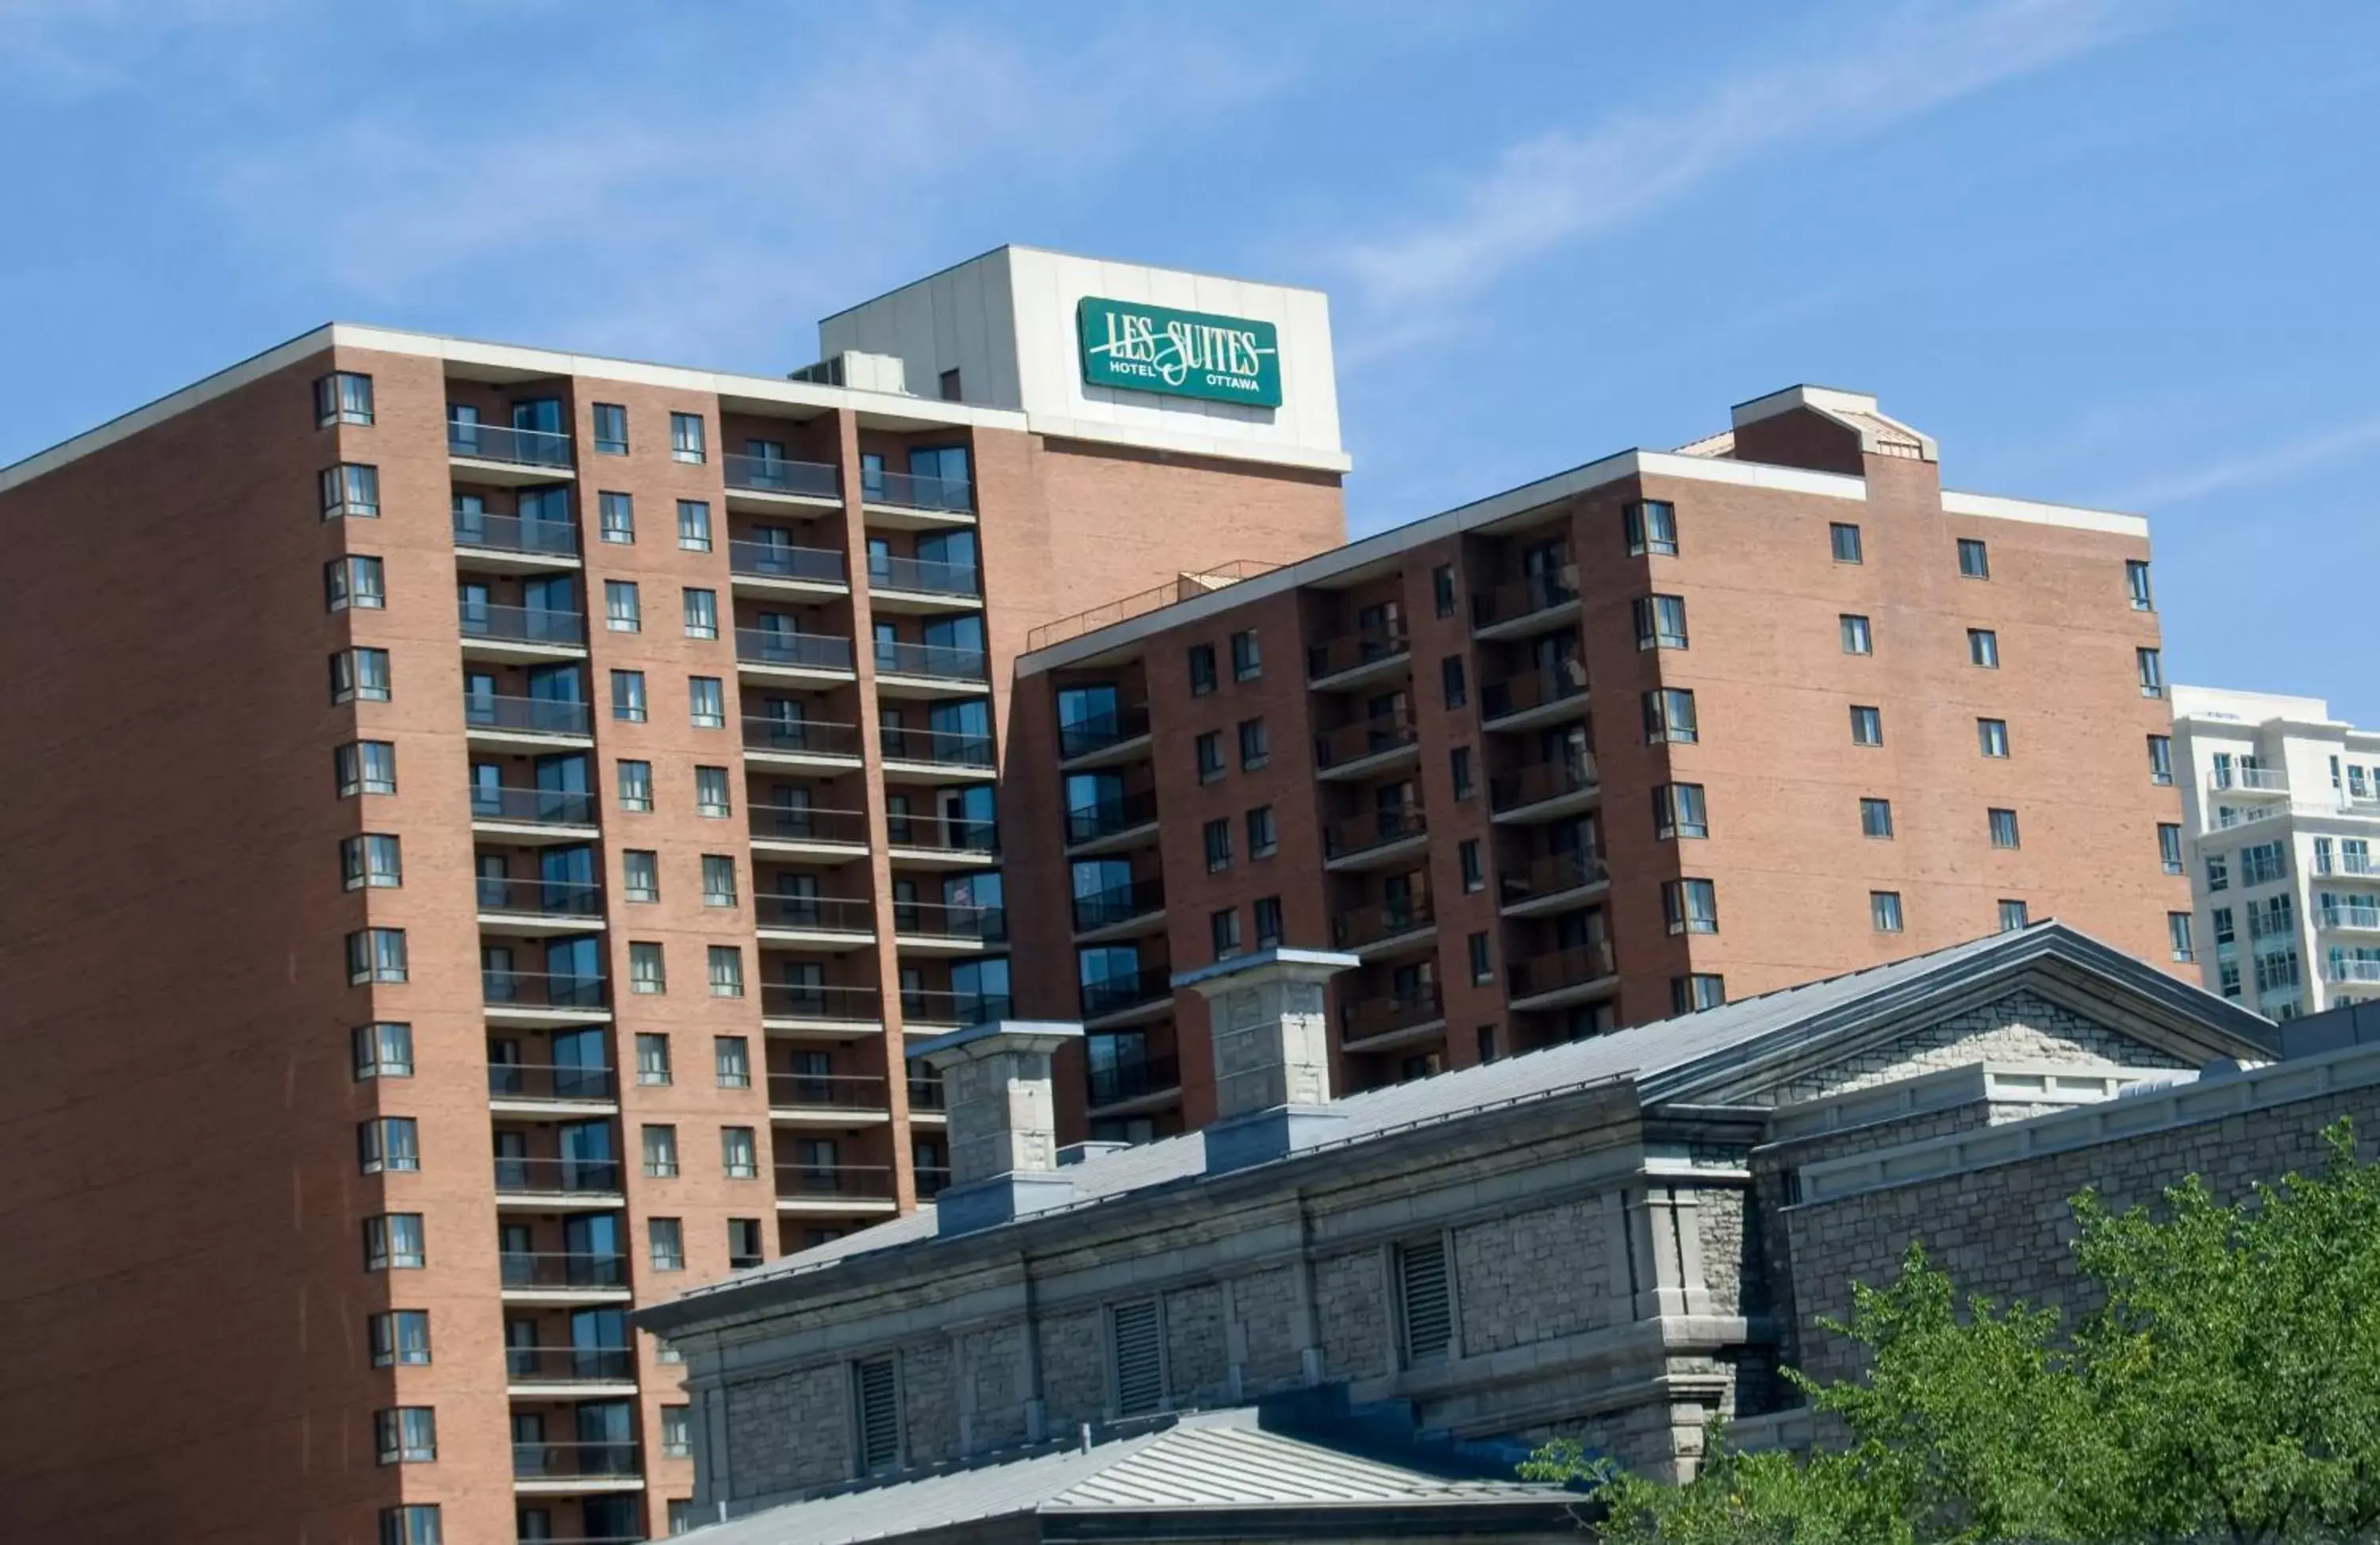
[1524,1120,2380,1543]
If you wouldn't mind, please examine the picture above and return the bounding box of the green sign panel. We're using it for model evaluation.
[1077,297,1281,408]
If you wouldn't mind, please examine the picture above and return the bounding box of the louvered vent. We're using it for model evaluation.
[1111,1299,1165,1417]
[854,1355,900,1473]
[1397,1238,1453,1366]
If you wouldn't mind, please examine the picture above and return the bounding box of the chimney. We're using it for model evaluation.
[1173,949,1360,1175]
[910,1021,1083,1236]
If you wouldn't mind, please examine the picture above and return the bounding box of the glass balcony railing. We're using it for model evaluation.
[760,982,882,1023]
[873,638,988,681]
[1339,983,1443,1044]
[860,467,973,513]
[1480,662,1588,722]
[900,989,1014,1029]
[448,421,574,469]
[486,1061,616,1103]
[1331,897,1436,950]
[755,894,874,934]
[868,554,982,597]
[498,1251,628,1290]
[459,600,587,648]
[1065,791,1159,845]
[883,813,999,856]
[1073,879,1165,933]
[1058,705,1152,761]
[881,724,995,768]
[1472,567,1580,630]
[1315,714,1418,770]
[1507,941,1618,1000]
[1307,625,1410,681]
[765,1072,888,1111]
[453,511,579,558]
[1325,806,1427,861]
[729,539,846,585]
[474,876,605,918]
[889,899,1008,944]
[481,968,609,1011]
[1497,850,1609,907]
[511,1440,640,1480]
[491,1156,625,1196]
[502,1344,636,1384]
[736,628,857,673]
[463,692,592,738]
[775,1162,897,1202]
[1489,754,1600,813]
[724,453,840,500]
[1087,1052,1179,1109]
[747,805,871,846]
[1080,968,1173,1021]
[741,715,864,758]
[469,786,598,827]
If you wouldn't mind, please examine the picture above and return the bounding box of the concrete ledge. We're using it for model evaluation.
[1764,1061,2182,1144]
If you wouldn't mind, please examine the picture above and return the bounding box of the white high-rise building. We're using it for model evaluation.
[2171,684,2380,1018]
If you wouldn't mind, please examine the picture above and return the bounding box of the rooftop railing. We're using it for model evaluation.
[1024,560,1279,653]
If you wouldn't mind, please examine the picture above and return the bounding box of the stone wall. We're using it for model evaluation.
[1766,990,2189,1108]
[725,1364,846,1496]
[1315,1250,1388,1380]
[1165,1283,1230,1405]
[1452,1196,1618,1355]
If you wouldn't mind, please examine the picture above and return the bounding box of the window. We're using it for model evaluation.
[1238,717,1269,771]
[1978,718,2010,758]
[592,403,628,454]
[352,1022,413,1079]
[1662,878,1718,935]
[630,942,666,995]
[649,1217,685,1271]
[1476,1025,1499,1064]
[1988,807,2021,849]
[701,854,738,907]
[378,1505,441,1545]
[363,1213,425,1271]
[357,1118,419,1175]
[694,765,730,816]
[708,945,745,998]
[2137,647,2165,699]
[1196,731,1224,783]
[2169,911,2196,962]
[1625,500,1679,557]
[1187,644,1217,696]
[1654,782,1708,840]
[1998,899,2030,932]
[618,759,654,812]
[1211,907,1242,960]
[1839,613,1873,655]
[1633,594,1688,650]
[720,1127,758,1179]
[1110,1298,1166,1415]
[611,669,647,723]
[1671,974,1726,1014]
[325,555,385,612]
[854,1355,901,1474]
[643,1124,679,1179]
[1432,564,1458,616]
[605,580,641,632]
[1459,838,1484,891]
[374,1407,436,1466]
[1395,1237,1453,1366]
[1441,655,1467,709]
[2206,853,2229,893]
[1849,705,1883,746]
[336,741,397,796]
[620,850,658,903]
[1643,688,1699,744]
[2213,906,2236,947]
[714,1035,750,1087]
[1203,817,1233,872]
[1871,891,1905,933]
[660,1405,692,1459]
[670,412,706,463]
[315,370,374,426]
[1253,895,1284,949]
[321,462,379,519]
[678,499,712,551]
[1956,538,1990,578]
[1967,628,1999,668]
[341,833,403,889]
[1230,629,1262,680]
[2159,823,2185,874]
[1450,746,1475,799]
[636,1034,671,1086]
[331,647,392,704]
[1860,797,1894,838]
[598,490,635,544]
[1246,804,1277,857]
[1468,930,1492,984]
[2148,734,2174,786]
[1829,522,1864,563]
[728,1217,763,1270]
[2240,841,2288,887]
[689,677,725,729]
[347,928,408,984]
[2126,558,2154,611]
[683,588,719,639]
[367,1310,430,1368]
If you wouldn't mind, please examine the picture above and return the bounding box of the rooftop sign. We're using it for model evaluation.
[1077,297,1280,408]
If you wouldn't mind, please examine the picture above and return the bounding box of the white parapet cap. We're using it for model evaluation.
[1169,947,1361,996]
[906,1019,1084,1064]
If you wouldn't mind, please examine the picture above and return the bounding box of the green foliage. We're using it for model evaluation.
[1523,1119,2380,1544]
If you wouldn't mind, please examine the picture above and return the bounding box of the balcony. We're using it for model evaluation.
[873,638,989,694]
[499,1251,631,1302]
[754,894,876,947]
[1065,791,1162,854]
[742,715,865,770]
[1331,897,1437,957]
[492,1156,625,1207]
[482,968,611,1024]
[2205,803,2286,834]
[1472,567,1581,639]
[1499,851,1610,915]
[503,1343,637,1394]
[1080,968,1173,1029]
[729,539,848,596]
[866,554,984,612]
[902,989,1015,1032]
[724,452,841,506]
[860,466,975,519]
[884,813,1000,865]
[1507,941,1619,1013]
[488,1061,618,1114]
[735,627,858,681]
[2321,906,2380,933]
[775,1162,899,1213]
[2209,768,2290,798]
[747,804,871,857]
[1491,754,1601,822]
[1059,705,1154,767]
[916,1164,953,1198]
[448,422,574,481]
[908,1076,946,1115]
[459,600,588,661]
[1324,807,1428,871]
[1315,714,1420,780]
[1338,983,1445,1051]
[452,511,581,570]
[891,899,1008,952]
[1073,879,1166,940]
[760,982,884,1034]
[881,724,996,778]
[465,692,594,750]
[512,1439,642,1487]
[1306,626,1411,691]
[2327,959,2380,985]
[1480,664,1589,730]
[1087,1052,1180,1112]
[476,876,605,934]
[767,1072,889,1124]
[470,786,600,842]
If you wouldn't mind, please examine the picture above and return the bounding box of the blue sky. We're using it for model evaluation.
[5,1,2374,717]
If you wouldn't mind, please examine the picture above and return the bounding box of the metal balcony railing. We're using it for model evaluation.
[498,1251,630,1290]
[453,510,579,558]
[1331,897,1436,950]
[486,1062,617,1103]
[1087,1052,1179,1108]
[2209,767,2290,793]
[736,627,856,672]
[1472,566,1580,630]
[729,539,846,585]
[890,899,1008,943]
[1480,662,1587,722]
[884,812,999,855]
[1339,983,1443,1043]
[2321,907,2380,931]
[872,638,988,681]
[908,1078,946,1112]
[1315,713,1418,770]
[1073,879,1165,933]
[1058,705,1153,761]
[459,600,588,647]
[724,453,840,500]
[881,724,995,767]
[475,876,604,918]
[1065,791,1159,845]
[775,1163,896,1200]
[859,466,973,513]
[1489,754,1600,813]
[766,1072,888,1110]
[492,1156,624,1197]
[868,554,983,597]
[503,1344,636,1383]
[900,988,1014,1029]
[2328,959,2380,984]
[755,894,874,933]
[1325,807,1427,860]
[747,805,871,846]
[449,420,573,468]
[1080,968,1172,1020]
[464,692,592,738]
[916,1164,953,1198]
[742,715,863,758]
[481,968,610,1011]
[1507,941,1618,999]
[470,786,598,827]
[512,1440,641,1480]
[1307,625,1410,681]
[761,982,883,1022]
[1499,850,1610,907]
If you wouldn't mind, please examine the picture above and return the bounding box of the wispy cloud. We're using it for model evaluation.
[2103,410,2380,509]
[1329,0,2139,360]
